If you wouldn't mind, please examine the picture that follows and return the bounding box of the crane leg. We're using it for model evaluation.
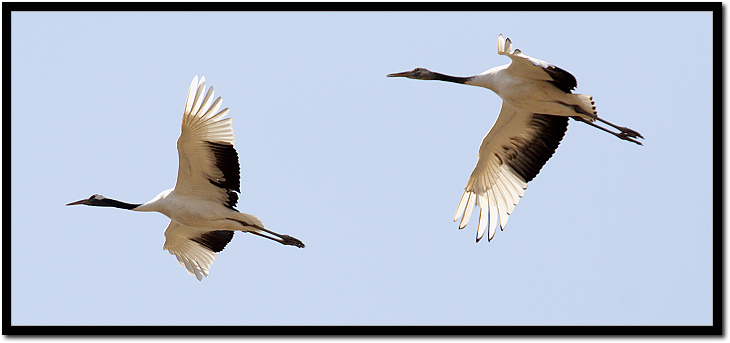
[574,116,644,145]
[230,218,305,248]
[585,113,643,139]
[250,228,306,248]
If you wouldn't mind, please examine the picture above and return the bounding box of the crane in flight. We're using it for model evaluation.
[388,34,642,242]
[68,76,305,281]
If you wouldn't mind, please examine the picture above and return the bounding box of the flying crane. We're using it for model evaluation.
[388,35,643,242]
[68,76,305,280]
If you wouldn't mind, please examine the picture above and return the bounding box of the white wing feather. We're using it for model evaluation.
[162,221,217,281]
[454,102,533,241]
[452,36,573,242]
[497,34,554,82]
[175,76,237,205]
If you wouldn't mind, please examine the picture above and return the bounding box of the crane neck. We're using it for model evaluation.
[99,198,141,210]
[430,72,474,85]
[430,71,499,92]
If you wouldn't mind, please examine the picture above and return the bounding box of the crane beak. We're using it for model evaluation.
[66,199,90,206]
[387,70,415,78]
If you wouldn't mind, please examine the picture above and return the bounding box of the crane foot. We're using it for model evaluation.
[281,235,306,248]
[618,126,644,140]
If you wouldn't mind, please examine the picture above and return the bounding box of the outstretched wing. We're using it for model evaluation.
[174,76,240,209]
[454,102,568,242]
[497,34,577,93]
[162,221,235,281]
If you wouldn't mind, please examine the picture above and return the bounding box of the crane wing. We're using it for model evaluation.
[497,34,577,93]
[175,76,240,209]
[454,102,568,242]
[163,220,235,281]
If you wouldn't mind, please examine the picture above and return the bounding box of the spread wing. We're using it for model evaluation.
[162,220,235,281]
[454,102,568,242]
[174,76,240,209]
[497,34,577,93]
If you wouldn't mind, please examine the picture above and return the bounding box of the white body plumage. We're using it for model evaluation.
[68,76,304,281]
[389,35,642,242]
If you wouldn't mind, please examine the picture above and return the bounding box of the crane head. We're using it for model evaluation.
[66,194,107,206]
[387,68,436,80]
[67,194,140,210]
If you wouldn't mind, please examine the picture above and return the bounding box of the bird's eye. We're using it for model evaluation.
[413,68,421,72]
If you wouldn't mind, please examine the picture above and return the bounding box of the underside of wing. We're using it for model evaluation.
[162,220,235,281]
[175,76,240,209]
[497,34,577,93]
[454,102,569,242]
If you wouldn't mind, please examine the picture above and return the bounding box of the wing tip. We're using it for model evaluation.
[164,235,215,281]
[497,34,514,55]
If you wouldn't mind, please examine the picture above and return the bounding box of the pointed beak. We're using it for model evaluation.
[387,70,415,78]
[66,199,90,206]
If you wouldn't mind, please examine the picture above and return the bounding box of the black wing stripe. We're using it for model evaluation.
[192,230,235,253]
[206,141,240,209]
[501,114,569,182]
[544,65,577,93]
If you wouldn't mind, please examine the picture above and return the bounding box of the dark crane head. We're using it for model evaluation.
[387,68,438,80]
[67,194,140,210]
[67,194,108,206]
[388,68,472,85]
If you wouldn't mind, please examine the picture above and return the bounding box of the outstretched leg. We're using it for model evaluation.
[250,228,306,248]
[576,117,644,145]
[230,218,305,248]
[561,96,644,145]
[588,114,643,139]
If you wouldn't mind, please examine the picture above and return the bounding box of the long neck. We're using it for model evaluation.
[99,198,141,210]
[431,72,474,85]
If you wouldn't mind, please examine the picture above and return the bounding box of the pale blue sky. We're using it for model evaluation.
[11,11,715,326]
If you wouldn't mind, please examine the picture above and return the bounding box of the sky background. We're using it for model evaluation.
[10,11,715,327]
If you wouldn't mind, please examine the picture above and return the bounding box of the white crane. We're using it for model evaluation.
[67,76,305,281]
[388,35,643,242]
